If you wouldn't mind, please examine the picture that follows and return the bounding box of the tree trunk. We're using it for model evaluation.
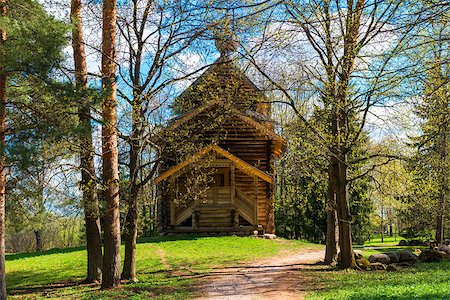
[121,90,141,281]
[121,190,138,281]
[436,122,446,244]
[324,163,338,265]
[330,98,356,269]
[34,230,43,252]
[0,0,7,297]
[335,157,356,269]
[380,202,384,243]
[330,95,356,268]
[70,0,103,283]
[100,0,121,289]
[0,72,6,300]
[121,131,139,281]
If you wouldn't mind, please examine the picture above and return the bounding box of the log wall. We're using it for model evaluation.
[158,59,278,234]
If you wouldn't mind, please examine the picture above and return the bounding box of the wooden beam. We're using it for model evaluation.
[212,146,273,184]
[254,177,258,226]
[155,145,274,184]
[168,99,222,131]
[155,145,215,184]
[169,178,176,226]
[230,109,285,145]
[213,188,218,205]
[230,165,235,205]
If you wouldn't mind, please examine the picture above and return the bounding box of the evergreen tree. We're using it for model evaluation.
[275,114,374,246]
[100,0,121,289]
[409,19,449,244]
[0,0,67,296]
[70,0,103,283]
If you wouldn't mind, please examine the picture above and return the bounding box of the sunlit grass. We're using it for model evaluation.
[6,235,321,299]
[355,235,404,247]
[307,261,450,300]
[309,237,449,300]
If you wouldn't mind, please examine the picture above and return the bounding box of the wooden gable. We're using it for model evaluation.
[158,100,285,159]
[155,145,273,184]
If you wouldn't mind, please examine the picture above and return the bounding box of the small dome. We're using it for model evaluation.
[214,22,238,56]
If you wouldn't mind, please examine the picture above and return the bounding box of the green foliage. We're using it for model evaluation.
[275,117,374,244]
[349,177,374,245]
[1,0,68,76]
[5,79,83,250]
[274,136,327,242]
[402,14,450,242]
[0,0,87,254]
[6,218,84,253]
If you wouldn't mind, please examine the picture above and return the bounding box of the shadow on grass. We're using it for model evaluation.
[309,261,450,300]
[8,267,193,300]
[6,234,205,261]
[8,258,329,299]
[8,272,196,300]
[137,234,211,244]
[9,279,89,296]
[6,246,87,261]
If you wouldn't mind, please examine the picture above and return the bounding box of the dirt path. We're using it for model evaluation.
[194,249,326,300]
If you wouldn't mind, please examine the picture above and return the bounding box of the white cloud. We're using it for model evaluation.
[365,100,420,142]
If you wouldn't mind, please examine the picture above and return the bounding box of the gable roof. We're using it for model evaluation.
[155,144,273,184]
[165,100,285,155]
[176,56,265,105]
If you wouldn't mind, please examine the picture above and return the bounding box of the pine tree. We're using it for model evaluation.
[101,0,121,289]
[71,0,103,283]
[0,0,67,296]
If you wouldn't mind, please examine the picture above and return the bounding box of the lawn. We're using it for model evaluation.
[356,235,404,247]
[308,242,450,300]
[6,235,322,299]
[307,261,450,300]
[354,235,427,257]
[7,235,449,300]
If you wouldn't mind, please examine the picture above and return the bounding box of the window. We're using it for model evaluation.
[213,173,225,187]
[211,168,230,187]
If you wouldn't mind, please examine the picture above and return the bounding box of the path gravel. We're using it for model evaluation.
[195,250,325,300]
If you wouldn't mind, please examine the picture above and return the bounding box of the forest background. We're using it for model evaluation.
[1,0,448,273]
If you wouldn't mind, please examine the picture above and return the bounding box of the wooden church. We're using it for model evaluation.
[155,28,285,235]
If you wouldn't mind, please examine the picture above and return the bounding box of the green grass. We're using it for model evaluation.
[353,235,427,259]
[9,235,447,300]
[6,235,322,299]
[307,261,450,300]
[355,235,404,247]
[308,242,450,300]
